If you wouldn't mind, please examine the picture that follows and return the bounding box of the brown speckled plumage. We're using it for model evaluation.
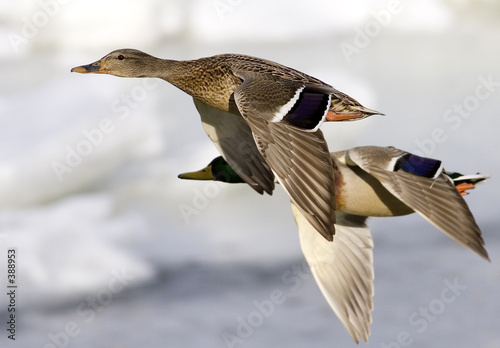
[71,49,382,241]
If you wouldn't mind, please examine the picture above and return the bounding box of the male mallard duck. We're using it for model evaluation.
[72,49,381,242]
[178,146,489,342]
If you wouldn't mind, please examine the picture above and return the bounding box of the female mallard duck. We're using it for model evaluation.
[72,49,381,242]
[178,145,489,343]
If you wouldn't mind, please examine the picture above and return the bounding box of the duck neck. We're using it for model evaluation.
[152,59,200,94]
[149,56,237,111]
[148,58,183,84]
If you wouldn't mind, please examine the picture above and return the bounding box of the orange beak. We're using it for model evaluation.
[71,59,107,74]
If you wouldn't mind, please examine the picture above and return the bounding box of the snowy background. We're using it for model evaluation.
[1,0,499,347]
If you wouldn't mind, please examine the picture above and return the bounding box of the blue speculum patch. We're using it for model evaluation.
[283,88,329,130]
[394,153,442,178]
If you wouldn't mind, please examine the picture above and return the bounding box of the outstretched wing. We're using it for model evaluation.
[294,205,374,343]
[234,73,337,240]
[346,146,489,260]
[193,98,275,195]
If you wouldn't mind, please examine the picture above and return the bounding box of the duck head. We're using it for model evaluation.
[178,156,245,184]
[71,49,159,77]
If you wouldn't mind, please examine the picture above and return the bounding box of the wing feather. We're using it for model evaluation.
[234,75,337,240]
[193,98,275,194]
[347,146,488,259]
[294,205,374,343]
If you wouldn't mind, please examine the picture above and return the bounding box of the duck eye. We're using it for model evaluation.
[117,55,124,60]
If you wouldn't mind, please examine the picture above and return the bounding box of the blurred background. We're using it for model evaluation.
[0,0,499,347]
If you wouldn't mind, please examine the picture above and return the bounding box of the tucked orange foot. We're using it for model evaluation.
[455,182,475,196]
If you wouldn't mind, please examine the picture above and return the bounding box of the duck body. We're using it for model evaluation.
[333,149,414,217]
[173,53,380,124]
[179,145,489,259]
[72,49,382,242]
